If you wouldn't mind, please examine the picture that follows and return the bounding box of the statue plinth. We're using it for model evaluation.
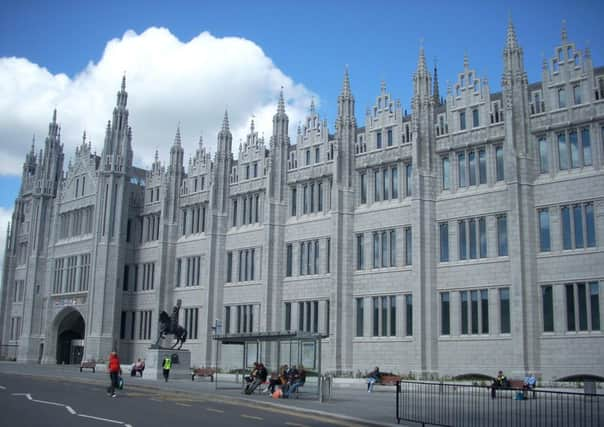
[144,347,191,380]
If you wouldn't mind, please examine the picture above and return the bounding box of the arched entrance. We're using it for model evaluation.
[55,309,85,364]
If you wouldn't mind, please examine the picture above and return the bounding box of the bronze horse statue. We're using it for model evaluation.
[153,300,187,350]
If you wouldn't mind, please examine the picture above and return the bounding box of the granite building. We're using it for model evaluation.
[1,20,603,381]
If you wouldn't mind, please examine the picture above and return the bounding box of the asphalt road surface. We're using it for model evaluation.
[0,373,368,427]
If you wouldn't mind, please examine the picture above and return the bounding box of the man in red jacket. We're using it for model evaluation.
[107,352,122,397]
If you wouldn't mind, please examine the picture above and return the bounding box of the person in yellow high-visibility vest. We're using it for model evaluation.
[162,356,172,382]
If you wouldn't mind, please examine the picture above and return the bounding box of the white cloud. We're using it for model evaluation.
[0,27,317,175]
[0,206,12,285]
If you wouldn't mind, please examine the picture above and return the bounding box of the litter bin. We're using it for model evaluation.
[584,381,596,394]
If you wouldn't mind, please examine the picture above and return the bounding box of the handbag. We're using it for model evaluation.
[118,376,124,390]
[272,388,283,399]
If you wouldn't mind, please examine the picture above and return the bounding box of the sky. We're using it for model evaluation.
[0,0,603,276]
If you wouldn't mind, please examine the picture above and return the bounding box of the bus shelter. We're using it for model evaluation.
[212,331,329,399]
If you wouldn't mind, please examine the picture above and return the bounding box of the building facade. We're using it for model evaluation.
[1,21,603,380]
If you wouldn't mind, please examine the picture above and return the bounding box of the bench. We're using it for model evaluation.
[80,360,96,373]
[191,367,215,382]
[378,374,402,386]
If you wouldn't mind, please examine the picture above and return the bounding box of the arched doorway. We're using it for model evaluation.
[55,309,85,364]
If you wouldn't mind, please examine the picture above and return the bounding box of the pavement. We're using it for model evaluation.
[0,362,406,426]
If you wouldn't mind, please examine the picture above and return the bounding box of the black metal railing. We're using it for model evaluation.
[396,380,602,427]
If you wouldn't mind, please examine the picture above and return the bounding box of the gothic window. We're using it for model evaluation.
[459,111,466,130]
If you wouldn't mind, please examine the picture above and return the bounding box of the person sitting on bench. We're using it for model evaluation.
[130,358,145,377]
[284,366,306,398]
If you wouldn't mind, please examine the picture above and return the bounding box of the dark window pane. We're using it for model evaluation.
[471,290,479,334]
[406,295,413,336]
[586,203,595,247]
[561,206,572,249]
[356,298,364,337]
[566,284,576,331]
[539,209,551,252]
[481,289,489,334]
[578,283,588,331]
[590,282,600,331]
[500,288,510,333]
[573,205,584,248]
[461,291,468,334]
[543,286,554,332]
[441,292,450,335]
[373,297,379,336]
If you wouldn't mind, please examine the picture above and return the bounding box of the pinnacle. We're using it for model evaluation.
[174,123,182,146]
[506,15,519,50]
[52,108,57,123]
[310,97,316,114]
[561,19,567,42]
[342,66,351,97]
[416,44,428,75]
[222,110,230,132]
[121,73,127,91]
[277,87,286,114]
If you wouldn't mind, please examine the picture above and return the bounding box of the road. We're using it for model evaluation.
[0,373,369,427]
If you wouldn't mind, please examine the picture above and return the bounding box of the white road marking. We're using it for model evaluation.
[241,414,263,421]
[12,392,132,426]
[175,402,191,407]
[77,414,124,424]
[0,385,7,390]
[285,423,310,427]
[207,408,224,413]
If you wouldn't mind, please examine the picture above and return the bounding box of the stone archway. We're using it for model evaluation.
[54,308,85,364]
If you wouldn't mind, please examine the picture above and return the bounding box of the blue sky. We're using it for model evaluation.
[0,0,603,214]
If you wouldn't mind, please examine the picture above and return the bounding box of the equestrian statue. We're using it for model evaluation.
[152,299,187,350]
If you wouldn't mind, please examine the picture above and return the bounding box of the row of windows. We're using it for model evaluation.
[303,146,322,166]
[290,179,329,217]
[192,175,206,192]
[285,239,331,277]
[439,215,508,262]
[142,213,161,242]
[538,128,593,173]
[12,280,25,302]
[458,108,481,131]
[58,206,94,240]
[356,228,412,270]
[175,256,201,287]
[538,203,596,252]
[73,175,86,198]
[122,262,156,292]
[226,248,257,283]
[148,186,160,203]
[232,193,262,227]
[120,310,153,340]
[442,146,504,191]
[9,317,22,341]
[183,307,200,339]
[52,254,90,294]
[283,300,329,334]
[543,282,600,332]
[182,204,207,235]
[355,295,413,337]
[440,288,510,335]
[224,304,255,334]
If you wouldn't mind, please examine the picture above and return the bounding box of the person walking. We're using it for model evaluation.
[107,351,121,398]
[162,355,172,382]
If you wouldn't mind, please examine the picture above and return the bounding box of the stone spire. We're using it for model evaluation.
[342,65,351,98]
[217,110,232,156]
[277,87,286,116]
[272,88,289,141]
[561,19,568,43]
[503,15,524,76]
[413,43,432,103]
[310,97,316,114]
[169,124,184,175]
[117,73,128,109]
[337,66,355,122]
[506,15,519,51]
[433,59,441,105]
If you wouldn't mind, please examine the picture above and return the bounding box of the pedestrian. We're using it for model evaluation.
[107,351,121,398]
[491,370,507,399]
[523,373,537,399]
[367,366,381,393]
[162,355,172,382]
